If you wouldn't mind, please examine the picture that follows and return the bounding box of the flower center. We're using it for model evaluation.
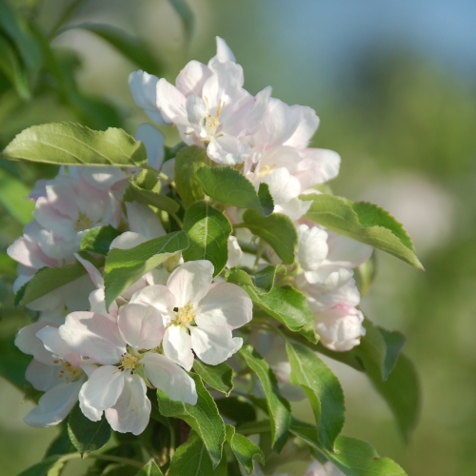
[174,302,196,326]
[203,96,225,137]
[259,164,277,178]
[119,353,140,371]
[54,359,83,382]
[74,210,94,231]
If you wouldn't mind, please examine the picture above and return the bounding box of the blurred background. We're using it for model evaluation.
[1,0,475,474]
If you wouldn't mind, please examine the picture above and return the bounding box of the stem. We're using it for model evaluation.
[252,240,267,273]
[169,211,183,229]
[57,453,144,469]
[157,171,176,188]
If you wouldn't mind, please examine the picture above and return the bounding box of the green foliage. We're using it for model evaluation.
[196,165,274,216]
[67,404,111,455]
[226,425,265,474]
[135,459,164,476]
[242,210,298,265]
[44,424,76,458]
[175,146,206,206]
[157,373,226,468]
[104,231,189,308]
[193,360,234,396]
[127,175,180,214]
[286,341,345,450]
[239,345,291,452]
[216,397,256,424]
[182,201,232,276]
[301,194,423,270]
[0,34,30,99]
[80,226,122,256]
[0,167,34,224]
[226,265,286,294]
[1,123,148,168]
[168,0,196,45]
[16,456,62,476]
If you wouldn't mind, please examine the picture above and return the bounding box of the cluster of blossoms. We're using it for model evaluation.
[7,37,381,475]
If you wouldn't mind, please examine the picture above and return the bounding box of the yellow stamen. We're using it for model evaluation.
[74,210,94,231]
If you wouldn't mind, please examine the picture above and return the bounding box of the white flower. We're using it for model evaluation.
[15,322,93,427]
[297,224,329,273]
[129,260,252,370]
[59,306,197,435]
[226,236,243,268]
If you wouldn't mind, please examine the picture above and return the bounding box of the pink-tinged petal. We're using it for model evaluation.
[166,260,214,308]
[75,252,103,288]
[261,168,301,205]
[24,379,82,428]
[273,198,310,222]
[284,106,320,149]
[125,202,165,240]
[176,60,212,96]
[190,326,242,365]
[306,279,361,313]
[89,288,118,320]
[15,322,57,365]
[59,312,126,365]
[79,365,125,422]
[202,62,244,108]
[61,274,96,312]
[129,70,166,124]
[186,95,208,125]
[129,285,176,323]
[215,37,236,63]
[296,149,341,189]
[71,166,128,191]
[207,135,251,166]
[25,360,60,392]
[36,326,80,367]
[105,373,150,435]
[325,234,373,268]
[142,353,197,405]
[156,79,189,126]
[297,225,329,271]
[7,237,48,269]
[118,303,164,351]
[28,179,47,201]
[195,283,252,330]
[304,266,353,291]
[110,231,148,250]
[163,325,194,371]
[135,123,165,171]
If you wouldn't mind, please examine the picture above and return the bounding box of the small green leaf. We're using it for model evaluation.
[196,166,274,216]
[126,176,180,214]
[17,455,62,476]
[301,194,423,270]
[0,167,34,224]
[226,265,285,295]
[226,425,265,474]
[168,431,227,476]
[135,459,164,476]
[183,201,232,276]
[175,146,205,206]
[157,373,226,468]
[80,225,122,256]
[104,231,189,308]
[15,253,104,307]
[242,210,298,265]
[67,404,111,454]
[216,397,256,424]
[1,123,148,169]
[286,341,345,450]
[236,419,272,436]
[168,0,196,45]
[193,360,233,396]
[56,22,164,75]
[239,345,291,452]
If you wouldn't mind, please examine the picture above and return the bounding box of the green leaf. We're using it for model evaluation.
[301,194,423,270]
[168,431,227,476]
[56,22,164,75]
[244,285,314,333]
[239,345,291,452]
[236,419,272,437]
[226,265,285,295]
[0,33,30,99]
[1,123,148,169]
[157,373,226,468]
[80,225,122,256]
[286,341,345,450]
[175,146,205,206]
[196,166,274,216]
[0,331,32,390]
[216,397,256,424]
[15,254,104,307]
[242,210,298,265]
[104,231,189,308]
[354,251,377,296]
[226,425,265,474]
[135,459,164,476]
[67,404,111,454]
[126,176,180,214]
[325,436,407,476]
[17,455,62,476]
[182,201,232,276]
[353,320,406,381]
[0,167,34,224]
[193,360,233,396]
[45,424,76,457]
[168,0,195,45]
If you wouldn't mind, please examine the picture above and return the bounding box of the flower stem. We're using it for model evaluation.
[157,172,176,188]
[57,452,145,469]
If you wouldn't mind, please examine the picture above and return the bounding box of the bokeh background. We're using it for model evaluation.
[1,0,475,475]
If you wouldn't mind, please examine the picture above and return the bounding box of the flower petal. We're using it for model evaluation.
[135,123,165,171]
[129,70,166,124]
[163,325,194,371]
[207,135,251,166]
[125,202,166,240]
[325,234,373,269]
[297,225,329,271]
[226,236,243,268]
[156,79,189,126]
[15,322,57,365]
[176,60,212,96]
[215,36,236,63]
[142,353,197,405]
[284,105,320,149]
[36,326,80,367]
[79,365,125,422]
[25,359,60,392]
[190,326,243,365]
[109,231,148,250]
[129,285,176,323]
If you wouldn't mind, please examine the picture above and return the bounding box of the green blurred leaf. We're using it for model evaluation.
[196,165,274,216]
[67,404,111,455]
[15,253,103,307]
[242,210,298,265]
[135,459,164,476]
[45,424,76,458]
[182,201,232,276]
[175,146,205,206]
[226,265,286,295]
[0,166,34,224]
[126,176,179,214]
[0,330,31,389]
[216,397,256,424]
[1,123,147,168]
[0,33,30,99]
[286,341,345,450]
[80,225,122,256]
[104,231,189,308]
[157,373,225,468]
[168,0,195,45]
[354,251,377,296]
[226,424,264,474]
[239,345,291,452]
[56,22,163,75]
[17,455,62,476]
[301,194,423,270]
[168,431,226,476]
[193,360,233,396]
